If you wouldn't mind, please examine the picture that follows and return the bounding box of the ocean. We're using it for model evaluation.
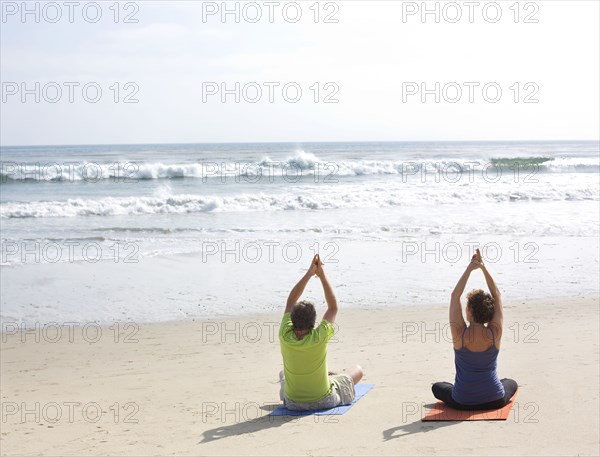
[1,141,599,324]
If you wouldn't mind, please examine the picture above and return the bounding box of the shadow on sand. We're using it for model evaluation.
[200,403,294,444]
[382,403,461,440]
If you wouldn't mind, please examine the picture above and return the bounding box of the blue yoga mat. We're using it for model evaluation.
[270,383,374,416]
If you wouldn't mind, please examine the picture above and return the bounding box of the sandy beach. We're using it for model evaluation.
[2,296,598,456]
[2,0,599,455]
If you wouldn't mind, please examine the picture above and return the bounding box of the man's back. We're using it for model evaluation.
[279,312,334,403]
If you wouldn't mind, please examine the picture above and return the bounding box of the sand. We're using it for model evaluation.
[1,296,598,456]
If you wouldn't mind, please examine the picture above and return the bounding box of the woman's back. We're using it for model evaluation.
[452,326,505,405]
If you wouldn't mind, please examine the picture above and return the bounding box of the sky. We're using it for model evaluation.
[1,0,599,145]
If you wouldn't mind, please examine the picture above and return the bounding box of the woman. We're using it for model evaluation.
[432,248,517,410]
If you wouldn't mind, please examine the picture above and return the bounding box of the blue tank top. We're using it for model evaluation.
[451,327,505,405]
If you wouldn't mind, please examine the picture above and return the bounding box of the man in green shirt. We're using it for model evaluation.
[278,254,364,411]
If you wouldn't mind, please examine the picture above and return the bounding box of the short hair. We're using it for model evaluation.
[290,300,317,331]
[466,289,495,324]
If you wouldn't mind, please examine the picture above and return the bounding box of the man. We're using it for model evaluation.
[278,254,364,411]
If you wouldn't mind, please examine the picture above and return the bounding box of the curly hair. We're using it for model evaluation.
[291,300,317,331]
[466,289,495,324]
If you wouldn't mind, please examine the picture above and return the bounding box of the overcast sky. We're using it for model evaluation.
[1,0,599,145]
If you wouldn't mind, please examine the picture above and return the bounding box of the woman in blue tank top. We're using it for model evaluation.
[432,248,518,410]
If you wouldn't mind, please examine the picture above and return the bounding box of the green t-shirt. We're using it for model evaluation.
[279,312,335,403]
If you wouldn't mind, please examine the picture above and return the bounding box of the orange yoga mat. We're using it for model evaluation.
[422,390,518,421]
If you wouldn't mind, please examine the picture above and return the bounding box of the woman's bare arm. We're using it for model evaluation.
[450,266,470,330]
[483,263,503,332]
[450,253,482,344]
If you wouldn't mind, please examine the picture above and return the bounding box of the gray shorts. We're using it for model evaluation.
[280,374,356,411]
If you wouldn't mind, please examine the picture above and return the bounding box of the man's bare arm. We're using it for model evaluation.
[316,256,338,324]
[285,255,318,314]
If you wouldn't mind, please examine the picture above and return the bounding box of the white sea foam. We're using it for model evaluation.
[1,183,597,219]
[2,152,598,182]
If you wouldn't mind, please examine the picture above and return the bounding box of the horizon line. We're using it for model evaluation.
[2,139,599,149]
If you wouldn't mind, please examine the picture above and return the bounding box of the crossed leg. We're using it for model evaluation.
[345,364,364,385]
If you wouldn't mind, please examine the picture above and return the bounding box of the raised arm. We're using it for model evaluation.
[284,255,318,314]
[315,255,338,324]
[482,259,503,334]
[450,253,481,343]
